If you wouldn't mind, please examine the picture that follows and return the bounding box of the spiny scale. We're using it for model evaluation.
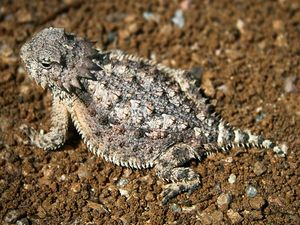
[20,27,287,204]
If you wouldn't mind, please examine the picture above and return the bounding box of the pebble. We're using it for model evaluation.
[267,196,285,207]
[118,188,129,197]
[255,112,265,123]
[116,178,129,186]
[86,201,109,213]
[217,84,229,94]
[275,34,288,47]
[77,164,92,179]
[253,161,267,176]
[170,203,182,213]
[16,218,30,225]
[217,193,232,209]
[143,11,160,22]
[198,211,213,225]
[180,0,191,11]
[0,42,17,64]
[249,196,266,210]
[225,49,244,61]
[145,191,155,201]
[248,210,263,220]
[284,76,297,93]
[224,156,233,163]
[215,182,222,194]
[59,174,66,181]
[246,186,257,198]
[211,210,223,223]
[272,19,284,32]
[4,209,23,223]
[16,8,32,23]
[236,19,245,33]
[228,174,237,184]
[198,210,223,224]
[0,116,13,132]
[70,183,81,193]
[227,209,243,224]
[202,71,216,97]
[172,9,185,28]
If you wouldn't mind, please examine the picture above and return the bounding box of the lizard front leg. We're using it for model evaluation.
[21,96,69,151]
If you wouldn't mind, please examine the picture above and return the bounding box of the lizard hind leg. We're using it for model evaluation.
[154,144,201,204]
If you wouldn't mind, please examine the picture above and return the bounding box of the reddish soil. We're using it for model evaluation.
[0,0,299,224]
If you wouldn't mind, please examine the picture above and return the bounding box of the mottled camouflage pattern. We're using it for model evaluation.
[20,27,287,203]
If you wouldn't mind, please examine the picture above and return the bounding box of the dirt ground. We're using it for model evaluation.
[0,0,299,224]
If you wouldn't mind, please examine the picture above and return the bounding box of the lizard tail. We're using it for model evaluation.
[208,120,287,157]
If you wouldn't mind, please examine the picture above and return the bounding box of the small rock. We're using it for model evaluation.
[198,211,213,225]
[275,34,288,47]
[227,209,243,224]
[64,0,75,5]
[37,205,47,219]
[284,75,298,93]
[4,209,23,223]
[249,196,266,210]
[86,201,108,213]
[117,178,129,186]
[215,183,222,194]
[16,8,32,23]
[19,83,31,97]
[0,43,17,63]
[77,164,92,179]
[172,9,185,28]
[70,183,81,193]
[224,156,233,163]
[202,71,216,97]
[236,19,245,33]
[145,191,155,201]
[255,112,265,123]
[23,183,33,191]
[180,0,191,11]
[217,84,229,94]
[246,186,257,198]
[272,20,284,32]
[142,11,160,22]
[118,188,129,197]
[16,218,30,225]
[228,174,237,184]
[170,203,182,213]
[0,116,13,132]
[247,210,263,220]
[118,20,139,40]
[41,164,55,179]
[211,210,223,223]
[253,161,267,176]
[59,174,67,181]
[225,49,244,61]
[217,193,232,209]
[122,168,133,178]
[268,196,285,207]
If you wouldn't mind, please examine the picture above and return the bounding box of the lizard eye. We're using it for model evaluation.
[41,59,52,70]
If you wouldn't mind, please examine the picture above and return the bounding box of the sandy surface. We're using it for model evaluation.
[0,0,299,224]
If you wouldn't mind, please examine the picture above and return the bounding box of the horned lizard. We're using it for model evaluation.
[20,27,287,204]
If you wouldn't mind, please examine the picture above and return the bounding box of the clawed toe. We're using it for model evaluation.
[161,181,200,204]
[20,124,37,137]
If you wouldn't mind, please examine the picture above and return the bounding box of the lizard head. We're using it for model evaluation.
[20,27,99,92]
